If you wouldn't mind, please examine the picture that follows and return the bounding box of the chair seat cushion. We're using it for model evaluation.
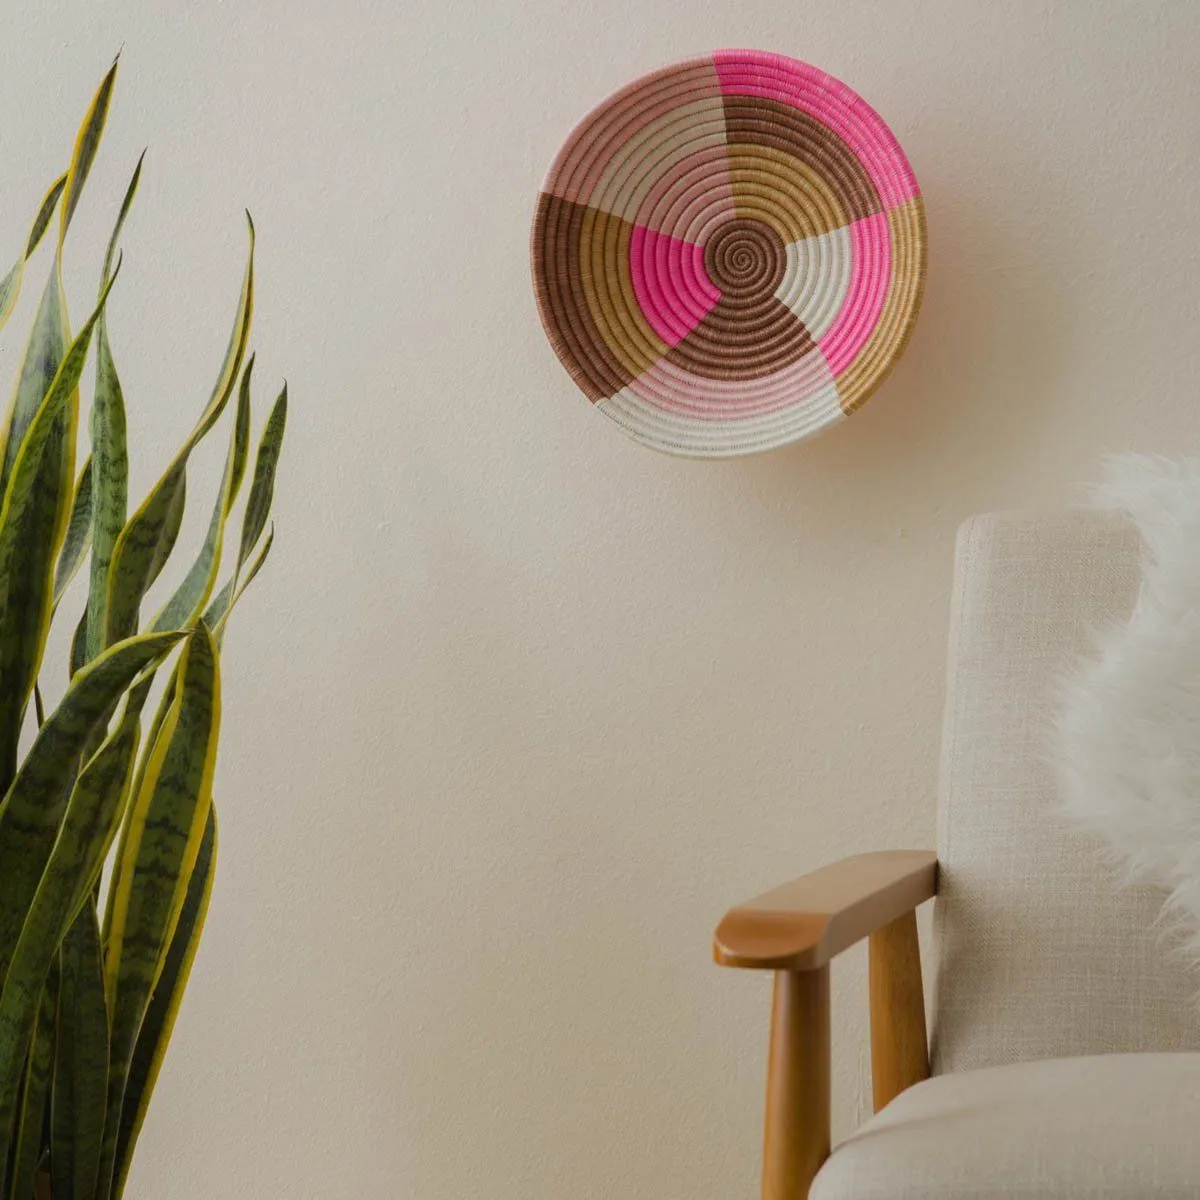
[811,1053,1200,1199]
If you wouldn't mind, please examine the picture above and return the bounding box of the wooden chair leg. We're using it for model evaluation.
[760,967,830,1200]
[867,910,929,1112]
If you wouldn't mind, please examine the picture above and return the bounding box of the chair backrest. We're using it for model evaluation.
[930,510,1200,1075]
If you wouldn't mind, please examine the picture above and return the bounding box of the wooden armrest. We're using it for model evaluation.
[714,850,938,1200]
[713,850,938,971]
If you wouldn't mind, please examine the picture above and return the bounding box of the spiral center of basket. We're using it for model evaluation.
[703,219,787,300]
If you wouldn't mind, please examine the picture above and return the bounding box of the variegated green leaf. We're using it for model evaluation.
[151,356,254,633]
[112,807,215,1199]
[9,964,57,1199]
[237,382,285,569]
[200,578,234,634]
[69,609,89,680]
[0,629,182,991]
[0,173,67,339]
[84,153,143,668]
[195,212,254,439]
[99,666,180,950]
[59,57,119,251]
[1,54,117,509]
[100,668,171,948]
[207,525,274,644]
[103,466,185,648]
[53,908,109,1200]
[53,454,93,606]
[202,382,286,635]
[229,360,252,502]
[100,151,142,290]
[104,218,254,649]
[0,266,70,506]
[0,274,118,789]
[99,626,220,1200]
[0,689,146,1165]
[26,176,67,261]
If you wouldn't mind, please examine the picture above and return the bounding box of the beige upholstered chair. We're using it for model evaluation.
[714,512,1200,1199]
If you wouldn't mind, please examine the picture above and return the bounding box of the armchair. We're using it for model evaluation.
[715,512,1200,1199]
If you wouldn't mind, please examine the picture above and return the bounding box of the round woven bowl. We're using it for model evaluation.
[531,50,926,458]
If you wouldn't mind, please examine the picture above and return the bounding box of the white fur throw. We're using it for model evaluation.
[1059,456,1200,960]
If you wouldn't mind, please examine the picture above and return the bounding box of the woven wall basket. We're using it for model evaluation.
[531,50,926,458]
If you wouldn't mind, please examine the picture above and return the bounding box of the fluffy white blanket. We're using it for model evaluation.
[1059,456,1200,959]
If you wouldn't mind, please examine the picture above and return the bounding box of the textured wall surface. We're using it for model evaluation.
[4,2,1200,1197]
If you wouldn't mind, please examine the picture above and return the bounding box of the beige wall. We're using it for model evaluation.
[5,1,1200,1196]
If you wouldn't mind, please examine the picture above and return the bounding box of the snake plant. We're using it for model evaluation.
[0,60,286,1199]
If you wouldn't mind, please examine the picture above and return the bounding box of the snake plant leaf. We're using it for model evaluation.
[205,524,274,640]
[22,689,144,971]
[200,579,234,634]
[0,629,182,995]
[201,382,286,635]
[237,523,274,594]
[104,625,219,1007]
[230,360,252,501]
[238,382,286,569]
[150,356,254,633]
[85,154,143,667]
[59,57,119,252]
[97,659,190,954]
[26,176,68,261]
[98,667,170,949]
[27,176,68,261]
[99,626,219,1200]
[0,273,118,789]
[111,806,215,1199]
[100,150,142,290]
[53,455,93,606]
[103,477,251,884]
[2,54,116,509]
[0,267,70,507]
[67,678,153,923]
[103,218,254,649]
[70,609,89,680]
[85,318,128,661]
[9,964,57,1199]
[0,173,67,339]
[53,909,109,1200]
[103,465,186,648]
[0,690,145,1165]
[197,212,254,439]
